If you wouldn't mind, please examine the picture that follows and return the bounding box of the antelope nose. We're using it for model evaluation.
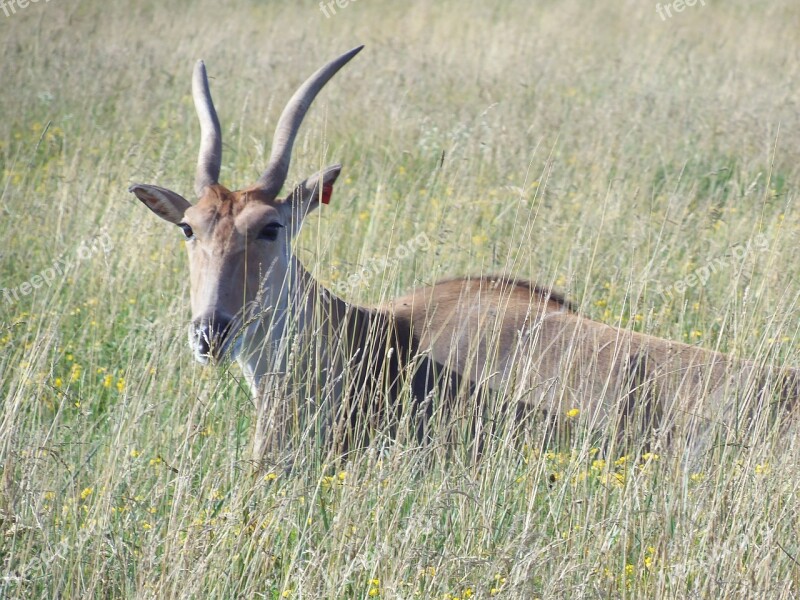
[191,315,232,362]
[195,324,213,357]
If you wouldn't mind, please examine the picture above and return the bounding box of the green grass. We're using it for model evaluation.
[2,0,800,597]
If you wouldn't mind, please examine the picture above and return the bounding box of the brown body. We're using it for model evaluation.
[313,273,796,451]
[129,47,797,462]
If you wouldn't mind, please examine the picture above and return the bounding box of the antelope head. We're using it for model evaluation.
[130,47,363,366]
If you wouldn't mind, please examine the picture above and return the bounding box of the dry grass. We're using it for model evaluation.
[2,0,800,597]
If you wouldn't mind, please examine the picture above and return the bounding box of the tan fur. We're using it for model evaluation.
[371,275,797,446]
[385,277,728,432]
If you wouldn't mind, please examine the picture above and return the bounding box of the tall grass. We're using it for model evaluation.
[1,0,800,597]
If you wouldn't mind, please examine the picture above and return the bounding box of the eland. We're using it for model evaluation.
[129,46,798,463]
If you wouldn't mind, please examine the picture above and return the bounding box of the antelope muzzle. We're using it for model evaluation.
[189,314,233,363]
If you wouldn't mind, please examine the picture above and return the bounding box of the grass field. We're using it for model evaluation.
[2,0,800,597]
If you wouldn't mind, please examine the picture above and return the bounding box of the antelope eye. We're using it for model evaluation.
[178,223,194,240]
[258,222,284,242]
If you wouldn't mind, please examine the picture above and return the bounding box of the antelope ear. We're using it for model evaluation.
[129,184,192,224]
[284,164,341,214]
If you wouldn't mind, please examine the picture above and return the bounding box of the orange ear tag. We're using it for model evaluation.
[321,183,333,205]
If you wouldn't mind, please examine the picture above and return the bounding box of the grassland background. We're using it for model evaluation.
[1,0,800,598]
